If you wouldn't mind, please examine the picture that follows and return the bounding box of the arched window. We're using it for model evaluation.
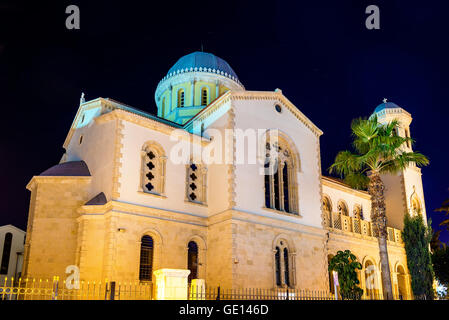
[396,265,407,300]
[275,247,281,286]
[337,201,348,216]
[139,235,154,281]
[201,88,208,106]
[1,232,12,274]
[364,260,380,299]
[263,133,299,214]
[353,205,362,219]
[186,161,207,204]
[178,89,185,107]
[141,142,166,196]
[322,196,332,227]
[273,239,293,288]
[187,241,198,282]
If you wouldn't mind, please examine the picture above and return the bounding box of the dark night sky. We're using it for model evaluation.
[0,0,448,242]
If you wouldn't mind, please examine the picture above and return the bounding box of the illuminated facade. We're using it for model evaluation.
[23,52,426,299]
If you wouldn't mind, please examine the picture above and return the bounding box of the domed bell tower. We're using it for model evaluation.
[155,52,244,125]
[374,99,427,230]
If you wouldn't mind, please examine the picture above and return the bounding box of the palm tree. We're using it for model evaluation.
[329,114,429,299]
[435,196,449,232]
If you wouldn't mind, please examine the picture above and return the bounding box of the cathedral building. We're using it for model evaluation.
[23,52,426,299]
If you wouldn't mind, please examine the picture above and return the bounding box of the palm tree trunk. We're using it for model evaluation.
[368,172,394,299]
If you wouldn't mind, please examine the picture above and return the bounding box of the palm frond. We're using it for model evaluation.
[343,172,370,190]
[329,150,363,176]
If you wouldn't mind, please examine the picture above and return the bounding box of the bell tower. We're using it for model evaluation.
[374,99,427,230]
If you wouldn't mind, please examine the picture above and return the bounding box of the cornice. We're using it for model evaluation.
[26,176,92,191]
[95,109,209,146]
[231,91,324,137]
[321,176,371,200]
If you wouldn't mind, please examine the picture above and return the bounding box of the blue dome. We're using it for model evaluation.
[167,51,239,80]
[374,101,401,113]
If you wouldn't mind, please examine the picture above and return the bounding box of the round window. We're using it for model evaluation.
[275,104,282,113]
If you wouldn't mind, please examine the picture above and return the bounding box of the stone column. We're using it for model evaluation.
[154,269,191,300]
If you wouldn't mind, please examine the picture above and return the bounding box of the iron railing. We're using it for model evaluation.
[0,277,152,300]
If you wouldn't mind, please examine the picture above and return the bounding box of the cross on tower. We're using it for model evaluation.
[383,98,388,103]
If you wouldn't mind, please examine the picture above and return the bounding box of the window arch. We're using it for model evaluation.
[353,204,362,220]
[322,196,332,227]
[187,241,198,282]
[273,237,295,288]
[178,89,185,107]
[201,87,209,106]
[364,259,380,299]
[263,132,299,214]
[337,201,348,216]
[139,235,154,281]
[140,142,166,196]
[186,160,207,204]
[1,232,12,274]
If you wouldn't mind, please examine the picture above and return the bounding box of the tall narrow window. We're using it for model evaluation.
[283,248,290,286]
[264,163,271,208]
[187,241,198,282]
[282,162,289,213]
[405,128,411,148]
[0,233,12,274]
[263,134,299,214]
[186,161,207,204]
[201,88,208,106]
[273,163,280,210]
[273,239,294,288]
[275,247,281,286]
[139,235,154,281]
[141,142,166,196]
[161,98,166,117]
[178,89,185,107]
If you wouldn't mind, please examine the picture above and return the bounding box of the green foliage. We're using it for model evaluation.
[328,250,363,300]
[329,115,429,190]
[432,244,449,287]
[402,213,435,299]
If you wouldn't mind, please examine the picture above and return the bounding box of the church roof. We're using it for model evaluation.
[39,160,91,177]
[167,51,239,80]
[374,101,401,113]
[85,192,107,205]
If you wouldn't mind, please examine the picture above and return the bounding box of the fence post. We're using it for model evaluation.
[109,281,116,300]
[216,286,221,300]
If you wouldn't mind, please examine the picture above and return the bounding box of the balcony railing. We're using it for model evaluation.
[325,212,403,244]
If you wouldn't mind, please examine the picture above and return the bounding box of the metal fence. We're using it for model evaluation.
[0,277,430,301]
[188,286,429,300]
[0,277,152,300]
